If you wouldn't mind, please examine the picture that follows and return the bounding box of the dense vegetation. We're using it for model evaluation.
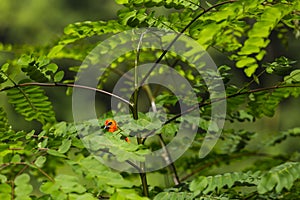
[1,0,300,199]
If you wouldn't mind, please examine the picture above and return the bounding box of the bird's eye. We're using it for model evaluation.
[107,121,112,126]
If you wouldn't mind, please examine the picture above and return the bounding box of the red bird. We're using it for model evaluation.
[104,119,130,143]
[104,119,118,133]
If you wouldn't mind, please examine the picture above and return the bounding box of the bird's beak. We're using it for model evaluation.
[103,125,109,130]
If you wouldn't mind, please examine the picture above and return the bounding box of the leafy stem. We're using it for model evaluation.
[180,152,273,181]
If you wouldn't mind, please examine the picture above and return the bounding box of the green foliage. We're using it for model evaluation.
[14,174,33,200]
[233,0,299,76]
[248,89,287,118]
[268,127,300,146]
[17,54,64,83]
[258,162,300,194]
[153,191,194,200]
[0,0,300,199]
[264,56,296,76]
[48,20,128,60]
[0,107,12,134]
[190,171,260,196]
[6,83,56,125]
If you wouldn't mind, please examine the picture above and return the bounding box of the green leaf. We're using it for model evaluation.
[41,175,86,196]
[55,174,86,193]
[236,57,256,68]
[39,182,59,194]
[48,45,64,58]
[77,155,134,189]
[54,70,64,82]
[195,22,224,48]
[18,54,59,82]
[15,197,31,200]
[0,63,9,84]
[111,189,149,200]
[0,193,11,200]
[247,89,289,118]
[258,162,300,194]
[153,192,193,200]
[265,56,296,76]
[161,123,177,137]
[6,84,56,125]
[0,175,7,183]
[189,176,208,196]
[40,182,67,199]
[15,173,30,185]
[45,63,58,73]
[234,2,298,76]
[34,156,46,168]
[155,94,178,106]
[190,171,260,195]
[0,107,13,136]
[0,184,11,200]
[244,63,258,77]
[47,149,67,158]
[11,154,21,163]
[268,127,300,146]
[49,20,126,59]
[0,183,11,194]
[69,193,98,200]
[284,69,300,83]
[14,174,33,197]
[58,139,72,153]
[115,0,129,4]
[0,194,11,200]
[118,9,138,25]
[0,143,9,150]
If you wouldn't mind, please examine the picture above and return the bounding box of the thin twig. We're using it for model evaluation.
[11,180,14,200]
[236,69,267,94]
[16,165,29,177]
[0,82,133,107]
[33,163,55,182]
[158,134,180,185]
[133,29,150,197]
[1,71,38,112]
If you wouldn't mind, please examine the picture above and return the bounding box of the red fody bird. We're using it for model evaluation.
[104,119,130,143]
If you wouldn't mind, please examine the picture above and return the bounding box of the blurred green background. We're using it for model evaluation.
[0,0,120,45]
[0,0,299,157]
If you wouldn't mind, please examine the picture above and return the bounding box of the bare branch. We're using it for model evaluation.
[0,82,133,107]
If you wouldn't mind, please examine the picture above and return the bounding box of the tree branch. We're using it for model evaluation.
[0,82,133,107]
[133,29,149,197]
